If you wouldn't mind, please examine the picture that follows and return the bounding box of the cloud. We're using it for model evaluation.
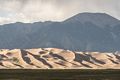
[0,0,120,25]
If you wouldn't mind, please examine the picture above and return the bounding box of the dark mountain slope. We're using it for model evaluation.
[0,13,120,52]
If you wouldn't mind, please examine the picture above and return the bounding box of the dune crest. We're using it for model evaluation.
[0,48,120,69]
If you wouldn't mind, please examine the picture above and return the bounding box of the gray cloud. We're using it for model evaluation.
[0,0,120,25]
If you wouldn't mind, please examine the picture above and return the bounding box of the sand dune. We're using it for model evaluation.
[0,48,120,69]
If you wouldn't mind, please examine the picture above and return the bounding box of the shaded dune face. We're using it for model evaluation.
[0,48,120,69]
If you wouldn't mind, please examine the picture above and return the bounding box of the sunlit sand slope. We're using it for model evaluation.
[0,48,120,69]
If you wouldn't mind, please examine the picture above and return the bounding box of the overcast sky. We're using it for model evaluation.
[0,0,120,25]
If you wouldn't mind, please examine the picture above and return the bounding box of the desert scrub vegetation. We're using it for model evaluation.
[9,57,19,63]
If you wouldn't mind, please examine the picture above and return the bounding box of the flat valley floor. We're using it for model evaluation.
[0,69,120,80]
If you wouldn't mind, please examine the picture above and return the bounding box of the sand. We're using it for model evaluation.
[0,48,119,69]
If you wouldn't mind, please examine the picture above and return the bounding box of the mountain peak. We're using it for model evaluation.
[75,12,107,15]
[65,12,120,28]
[67,12,117,20]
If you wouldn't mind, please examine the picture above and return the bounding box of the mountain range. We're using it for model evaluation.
[0,12,120,52]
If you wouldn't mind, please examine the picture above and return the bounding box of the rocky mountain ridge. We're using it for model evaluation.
[0,13,120,52]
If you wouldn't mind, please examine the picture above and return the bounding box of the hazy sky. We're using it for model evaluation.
[0,0,120,24]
